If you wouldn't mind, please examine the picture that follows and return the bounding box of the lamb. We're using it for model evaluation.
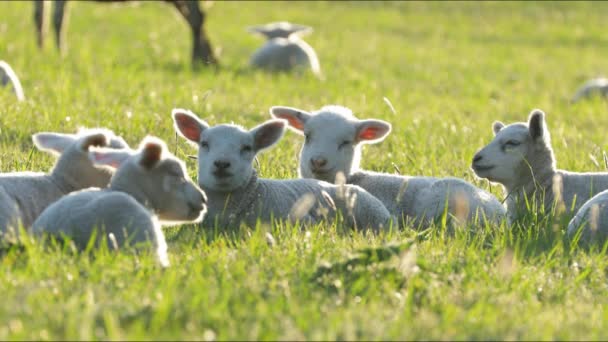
[571,77,608,103]
[0,128,127,240]
[270,105,507,228]
[172,108,392,231]
[472,109,608,223]
[32,136,207,267]
[0,61,25,101]
[248,21,321,77]
[567,190,608,244]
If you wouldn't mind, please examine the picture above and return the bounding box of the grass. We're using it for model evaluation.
[1,0,608,340]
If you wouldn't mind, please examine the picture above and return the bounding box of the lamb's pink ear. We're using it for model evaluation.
[172,108,209,144]
[269,106,310,133]
[355,119,392,144]
[250,119,287,151]
[80,133,109,151]
[492,121,505,135]
[32,132,77,155]
[89,149,132,169]
[139,141,163,169]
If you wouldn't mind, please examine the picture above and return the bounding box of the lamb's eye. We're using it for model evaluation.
[504,140,521,147]
[201,141,209,149]
[304,133,311,144]
[339,140,352,149]
[241,144,253,153]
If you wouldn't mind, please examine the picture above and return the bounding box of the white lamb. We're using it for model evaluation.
[0,128,127,240]
[270,105,507,229]
[172,108,392,231]
[32,136,207,267]
[567,190,608,244]
[0,60,25,101]
[571,77,608,103]
[472,109,608,223]
[248,21,321,77]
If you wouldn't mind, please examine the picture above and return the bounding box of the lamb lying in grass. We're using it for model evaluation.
[32,137,207,267]
[0,61,25,101]
[472,109,608,223]
[172,108,392,231]
[270,105,506,228]
[0,128,127,240]
[571,78,608,103]
[567,189,608,244]
[248,21,321,77]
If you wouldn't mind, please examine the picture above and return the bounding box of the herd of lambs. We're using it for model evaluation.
[3,21,608,266]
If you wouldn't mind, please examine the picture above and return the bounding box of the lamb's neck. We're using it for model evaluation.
[504,166,557,216]
[110,180,154,212]
[204,172,260,216]
[48,171,79,194]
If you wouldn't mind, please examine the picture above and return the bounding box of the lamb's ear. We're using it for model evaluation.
[109,135,129,149]
[32,133,77,155]
[492,121,505,135]
[250,119,287,152]
[269,106,311,134]
[139,140,163,169]
[355,119,392,144]
[89,148,132,170]
[79,133,110,151]
[528,109,546,140]
[172,108,209,144]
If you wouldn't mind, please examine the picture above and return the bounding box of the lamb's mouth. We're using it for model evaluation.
[213,171,233,179]
[312,168,335,177]
[472,164,495,172]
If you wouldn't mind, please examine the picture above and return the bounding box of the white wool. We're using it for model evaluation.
[172,108,392,231]
[248,22,321,77]
[270,105,507,228]
[0,61,25,101]
[571,77,608,103]
[32,137,207,267]
[0,128,127,240]
[472,109,608,223]
[567,189,608,244]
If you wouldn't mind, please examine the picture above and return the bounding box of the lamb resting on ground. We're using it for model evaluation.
[472,109,608,223]
[248,21,321,77]
[270,105,506,228]
[567,189,608,244]
[172,108,392,231]
[32,136,207,267]
[0,128,127,240]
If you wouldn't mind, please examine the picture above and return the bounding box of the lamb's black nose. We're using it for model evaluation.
[214,160,231,169]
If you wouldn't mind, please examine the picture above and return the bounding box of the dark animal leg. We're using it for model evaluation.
[170,0,218,68]
[34,0,47,48]
[53,0,68,54]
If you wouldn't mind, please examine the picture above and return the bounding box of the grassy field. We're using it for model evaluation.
[2,0,608,340]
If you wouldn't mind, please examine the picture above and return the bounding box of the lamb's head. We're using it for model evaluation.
[472,109,556,189]
[270,105,391,183]
[89,136,207,223]
[172,108,287,192]
[247,21,312,39]
[33,128,128,190]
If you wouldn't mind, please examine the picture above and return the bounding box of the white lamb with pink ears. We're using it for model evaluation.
[32,137,207,267]
[271,104,506,228]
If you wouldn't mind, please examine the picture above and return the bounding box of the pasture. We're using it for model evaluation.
[2,1,608,340]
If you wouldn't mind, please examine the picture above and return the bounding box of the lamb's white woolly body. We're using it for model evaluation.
[472,109,608,223]
[32,137,207,267]
[567,190,608,243]
[0,61,25,101]
[0,129,127,239]
[172,109,392,231]
[248,22,321,76]
[271,105,506,228]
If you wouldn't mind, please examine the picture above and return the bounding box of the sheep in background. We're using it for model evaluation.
[571,78,608,103]
[0,61,25,101]
[248,21,321,77]
[172,108,392,231]
[271,105,506,229]
[567,190,608,245]
[32,136,207,267]
[0,128,127,240]
[472,109,608,223]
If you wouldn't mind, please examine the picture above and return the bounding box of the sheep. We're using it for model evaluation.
[32,136,207,267]
[172,108,392,231]
[0,128,127,241]
[472,108,608,223]
[567,190,608,244]
[571,77,608,103]
[270,105,507,229]
[248,21,321,77]
[0,61,25,101]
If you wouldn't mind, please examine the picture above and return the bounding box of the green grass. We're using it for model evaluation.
[1,0,608,340]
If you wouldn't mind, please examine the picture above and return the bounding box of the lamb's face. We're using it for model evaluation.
[197,125,258,192]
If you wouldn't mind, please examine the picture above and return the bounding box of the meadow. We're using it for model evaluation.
[2,0,608,340]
